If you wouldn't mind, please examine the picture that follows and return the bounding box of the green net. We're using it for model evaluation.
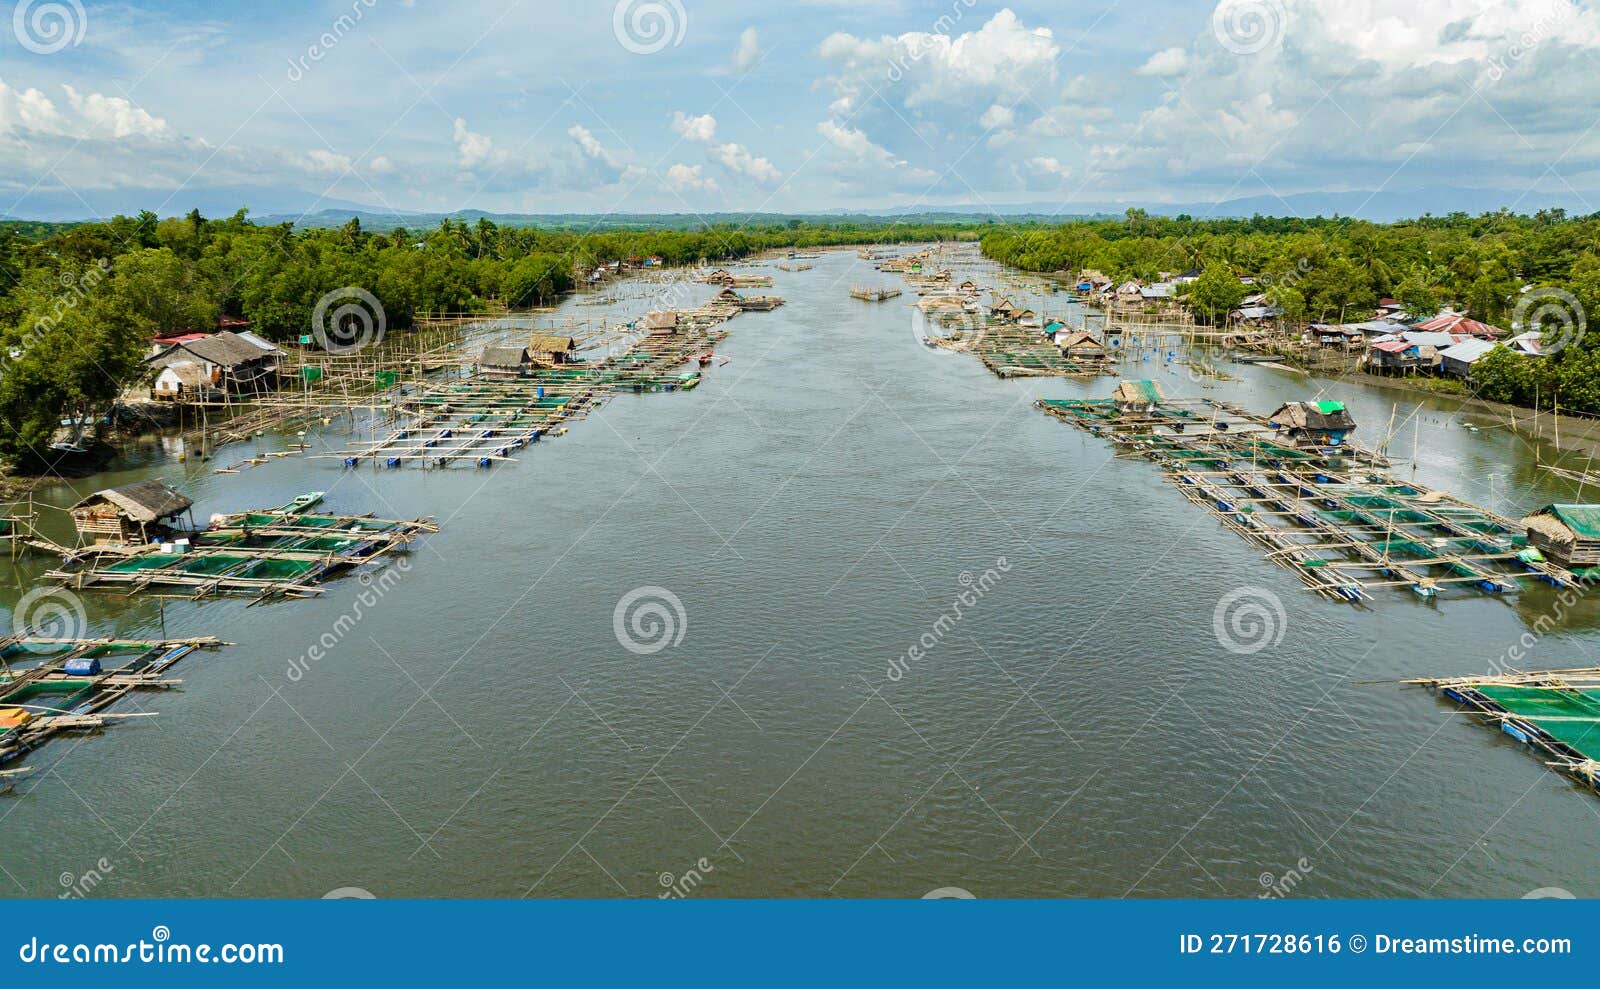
[1476,685,1600,757]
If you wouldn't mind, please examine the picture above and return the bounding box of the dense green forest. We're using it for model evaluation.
[982,209,1600,412]
[0,210,972,467]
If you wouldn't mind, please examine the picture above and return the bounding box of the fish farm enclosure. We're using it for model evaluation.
[3,245,1600,901]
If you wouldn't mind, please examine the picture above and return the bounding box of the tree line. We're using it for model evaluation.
[981,208,1600,412]
[0,210,974,466]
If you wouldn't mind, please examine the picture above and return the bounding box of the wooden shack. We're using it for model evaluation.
[528,335,577,365]
[642,312,680,336]
[989,298,1022,322]
[70,480,194,546]
[1113,379,1164,413]
[1055,330,1108,363]
[1521,505,1600,570]
[480,344,532,379]
[1266,400,1357,449]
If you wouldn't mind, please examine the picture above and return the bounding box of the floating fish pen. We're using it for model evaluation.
[940,321,1114,378]
[711,288,785,311]
[44,500,435,601]
[1036,387,1574,601]
[1405,669,1600,793]
[697,269,773,288]
[321,319,732,469]
[0,635,226,768]
[777,263,813,272]
[850,285,902,302]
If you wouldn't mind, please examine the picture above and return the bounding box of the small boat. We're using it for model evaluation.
[697,352,715,367]
[273,491,326,516]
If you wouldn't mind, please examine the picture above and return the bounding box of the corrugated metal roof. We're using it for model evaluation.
[1439,339,1496,362]
[1371,340,1414,353]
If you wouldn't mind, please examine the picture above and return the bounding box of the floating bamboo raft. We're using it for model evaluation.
[0,635,226,768]
[317,321,729,469]
[850,285,902,302]
[1405,669,1600,794]
[43,503,435,602]
[935,320,1113,378]
[1036,394,1575,601]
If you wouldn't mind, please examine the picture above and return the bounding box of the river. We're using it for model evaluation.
[3,246,1597,899]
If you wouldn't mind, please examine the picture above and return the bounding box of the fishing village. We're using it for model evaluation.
[4,221,1600,899]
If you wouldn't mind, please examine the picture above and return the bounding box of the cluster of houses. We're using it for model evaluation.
[1077,268,1213,312]
[1310,307,1548,379]
[146,323,285,401]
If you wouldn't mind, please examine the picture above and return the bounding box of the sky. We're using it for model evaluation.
[1,0,1598,219]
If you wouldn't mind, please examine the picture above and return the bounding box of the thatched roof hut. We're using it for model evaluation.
[70,480,193,544]
[527,335,577,364]
[481,344,531,378]
[1522,505,1600,568]
[642,311,680,334]
[1056,331,1107,359]
[1113,379,1164,412]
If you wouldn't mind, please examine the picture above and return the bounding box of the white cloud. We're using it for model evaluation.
[670,110,718,142]
[710,141,780,184]
[1136,47,1189,77]
[817,118,895,166]
[452,117,496,170]
[666,163,718,192]
[0,80,171,141]
[304,149,353,174]
[731,27,763,72]
[367,155,393,175]
[979,104,1015,130]
[1027,156,1071,179]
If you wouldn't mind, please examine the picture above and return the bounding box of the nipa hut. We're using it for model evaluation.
[1113,379,1164,413]
[642,311,680,335]
[70,480,194,546]
[528,335,577,365]
[1266,401,1357,449]
[1055,330,1108,362]
[1521,505,1600,570]
[480,344,532,379]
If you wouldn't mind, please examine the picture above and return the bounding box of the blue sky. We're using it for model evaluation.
[2,0,1598,218]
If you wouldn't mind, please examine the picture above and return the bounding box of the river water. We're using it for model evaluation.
[3,247,1599,899]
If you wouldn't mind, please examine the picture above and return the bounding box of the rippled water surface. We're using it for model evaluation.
[4,248,1599,899]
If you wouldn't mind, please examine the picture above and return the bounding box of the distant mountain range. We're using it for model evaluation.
[2,184,1593,227]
